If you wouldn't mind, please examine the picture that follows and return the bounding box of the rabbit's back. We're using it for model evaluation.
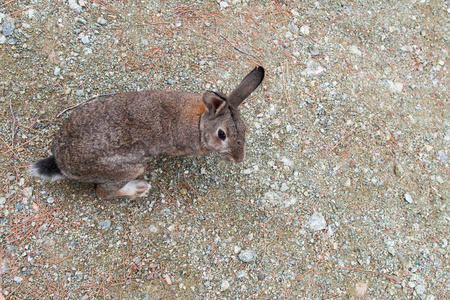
[52,91,208,180]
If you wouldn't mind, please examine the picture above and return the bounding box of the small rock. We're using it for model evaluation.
[235,270,247,279]
[300,25,310,35]
[54,66,61,76]
[0,35,5,44]
[75,90,85,97]
[404,192,413,204]
[327,225,334,236]
[149,225,158,233]
[13,276,23,283]
[308,45,320,56]
[343,177,351,187]
[99,219,111,230]
[0,197,6,205]
[288,24,299,35]
[394,163,404,176]
[2,16,15,37]
[349,45,362,56]
[354,282,368,297]
[257,270,266,281]
[387,80,403,93]
[27,8,37,19]
[280,183,289,192]
[238,250,256,263]
[220,279,230,291]
[387,246,396,256]
[243,168,252,175]
[280,157,294,166]
[163,274,172,285]
[7,38,16,45]
[435,175,444,184]
[438,150,447,163]
[68,0,82,12]
[284,198,297,208]
[81,35,90,45]
[47,197,54,204]
[76,17,87,25]
[400,45,413,52]
[97,17,107,25]
[83,47,92,55]
[305,59,325,76]
[307,212,327,231]
[415,284,426,295]
[219,1,229,9]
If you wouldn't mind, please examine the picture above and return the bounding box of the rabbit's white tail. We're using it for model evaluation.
[28,156,65,182]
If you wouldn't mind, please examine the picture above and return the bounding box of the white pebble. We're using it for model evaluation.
[404,192,413,204]
[27,8,37,19]
[97,17,107,25]
[220,279,230,291]
[280,183,289,192]
[349,45,362,56]
[238,250,256,263]
[81,35,90,45]
[219,1,229,9]
[284,198,297,208]
[54,66,61,76]
[149,225,158,233]
[305,59,325,76]
[68,0,82,12]
[307,212,327,231]
[415,284,426,295]
[83,47,92,55]
[387,80,403,93]
[300,25,310,35]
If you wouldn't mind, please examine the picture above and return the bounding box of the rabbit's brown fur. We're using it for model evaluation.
[29,67,265,199]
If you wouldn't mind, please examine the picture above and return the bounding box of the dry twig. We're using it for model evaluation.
[219,34,258,59]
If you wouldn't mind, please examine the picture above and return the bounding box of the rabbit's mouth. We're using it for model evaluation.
[220,151,245,163]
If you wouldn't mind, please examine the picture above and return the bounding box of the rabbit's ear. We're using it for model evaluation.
[203,92,228,115]
[228,66,265,108]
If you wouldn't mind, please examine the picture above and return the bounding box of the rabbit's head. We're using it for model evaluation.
[200,66,264,163]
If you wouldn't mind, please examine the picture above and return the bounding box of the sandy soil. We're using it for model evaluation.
[1,1,448,299]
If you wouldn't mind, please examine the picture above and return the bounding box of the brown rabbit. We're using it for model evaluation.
[28,67,265,199]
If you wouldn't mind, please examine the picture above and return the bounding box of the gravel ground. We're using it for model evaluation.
[1,1,449,299]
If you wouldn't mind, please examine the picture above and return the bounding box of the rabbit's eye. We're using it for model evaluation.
[218,129,226,141]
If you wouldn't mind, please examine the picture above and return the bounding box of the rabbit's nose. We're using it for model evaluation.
[233,151,245,163]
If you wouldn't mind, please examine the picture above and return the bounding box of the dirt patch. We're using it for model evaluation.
[1,1,448,299]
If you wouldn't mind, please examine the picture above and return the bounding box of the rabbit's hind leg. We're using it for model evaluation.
[96,180,150,199]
